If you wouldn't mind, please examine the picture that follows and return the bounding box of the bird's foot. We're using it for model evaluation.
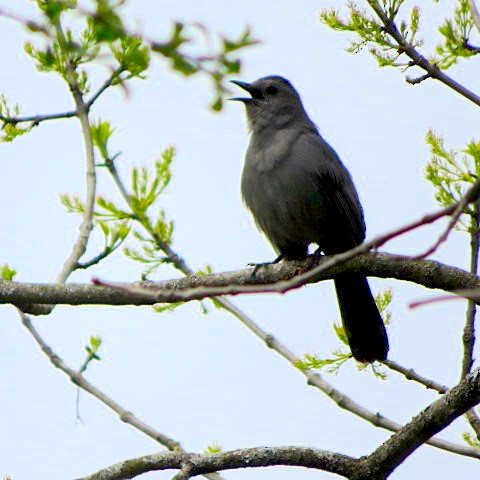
[247,255,283,277]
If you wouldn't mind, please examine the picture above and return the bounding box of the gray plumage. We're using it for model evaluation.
[232,75,388,362]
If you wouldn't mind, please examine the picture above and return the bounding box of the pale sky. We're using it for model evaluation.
[0,1,479,479]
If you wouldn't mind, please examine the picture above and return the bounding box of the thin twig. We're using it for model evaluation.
[0,68,126,128]
[20,311,180,448]
[410,286,480,309]
[414,184,478,259]
[86,67,126,109]
[76,247,113,270]
[461,198,480,438]
[73,371,480,480]
[383,360,448,393]
[55,21,96,284]
[214,299,480,459]
[367,0,480,107]
[0,7,50,36]
[0,110,77,126]
[406,73,430,85]
[468,0,480,35]
[462,201,479,377]
[19,310,224,480]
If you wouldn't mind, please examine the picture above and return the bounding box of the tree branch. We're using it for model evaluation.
[0,68,126,128]
[364,369,480,477]
[3,253,479,310]
[19,311,225,480]
[468,0,480,35]
[461,199,480,438]
[73,370,480,480]
[383,360,448,393]
[202,289,480,460]
[54,22,96,285]
[74,446,358,480]
[0,109,78,126]
[85,67,126,110]
[367,0,480,107]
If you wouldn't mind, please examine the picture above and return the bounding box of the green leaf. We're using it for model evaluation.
[60,193,86,214]
[204,443,223,454]
[91,119,116,160]
[89,335,102,349]
[425,130,480,231]
[37,0,77,23]
[96,196,133,220]
[462,431,480,447]
[111,36,150,76]
[433,0,477,69]
[154,302,185,314]
[91,0,125,42]
[375,288,393,325]
[1,123,32,143]
[295,351,351,375]
[0,264,17,281]
[320,2,423,71]
[333,322,349,346]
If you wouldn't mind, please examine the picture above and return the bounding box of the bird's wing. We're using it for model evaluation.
[292,131,366,253]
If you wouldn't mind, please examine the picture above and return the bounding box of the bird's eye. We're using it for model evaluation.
[265,85,278,95]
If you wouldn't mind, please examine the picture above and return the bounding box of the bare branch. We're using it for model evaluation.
[383,360,448,393]
[76,247,113,270]
[19,311,225,480]
[86,67,126,110]
[213,297,480,459]
[74,446,358,480]
[414,187,477,259]
[385,360,480,440]
[2,253,480,309]
[461,200,480,438]
[72,370,480,480]
[0,68,126,128]
[364,369,480,477]
[406,73,431,85]
[0,109,77,126]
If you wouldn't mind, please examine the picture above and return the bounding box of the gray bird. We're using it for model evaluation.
[231,75,388,363]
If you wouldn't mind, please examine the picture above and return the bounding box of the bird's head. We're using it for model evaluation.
[230,76,310,132]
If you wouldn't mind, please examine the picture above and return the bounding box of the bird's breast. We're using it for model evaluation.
[241,132,326,250]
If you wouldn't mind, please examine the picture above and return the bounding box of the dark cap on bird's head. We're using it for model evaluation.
[230,75,297,103]
[230,75,312,131]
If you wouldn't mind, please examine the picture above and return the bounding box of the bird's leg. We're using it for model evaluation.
[247,254,283,268]
[247,254,284,277]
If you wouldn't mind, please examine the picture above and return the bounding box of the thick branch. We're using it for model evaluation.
[74,370,480,480]
[3,253,480,310]
[75,446,357,480]
[364,369,480,477]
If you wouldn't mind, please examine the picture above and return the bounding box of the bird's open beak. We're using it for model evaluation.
[229,80,264,102]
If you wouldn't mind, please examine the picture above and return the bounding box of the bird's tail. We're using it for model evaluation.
[333,274,389,363]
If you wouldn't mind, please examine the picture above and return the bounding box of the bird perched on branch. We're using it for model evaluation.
[231,75,388,363]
